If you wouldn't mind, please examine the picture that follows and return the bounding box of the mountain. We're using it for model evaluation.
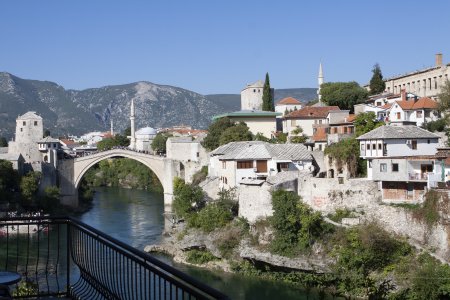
[0,72,317,139]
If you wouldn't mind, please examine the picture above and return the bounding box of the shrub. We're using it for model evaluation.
[185,249,217,265]
[188,201,233,232]
[191,166,208,186]
[172,178,204,219]
[327,208,354,223]
[270,190,331,256]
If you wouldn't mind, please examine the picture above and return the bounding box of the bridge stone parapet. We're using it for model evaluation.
[58,149,181,210]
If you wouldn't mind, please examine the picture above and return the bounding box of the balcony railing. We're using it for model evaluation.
[409,173,428,181]
[0,216,228,299]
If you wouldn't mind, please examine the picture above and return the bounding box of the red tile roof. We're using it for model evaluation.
[312,127,327,142]
[277,97,302,105]
[380,103,392,109]
[285,106,340,119]
[346,114,356,123]
[396,97,438,110]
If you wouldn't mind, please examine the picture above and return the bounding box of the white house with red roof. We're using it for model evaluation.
[386,93,440,126]
[282,106,341,137]
[275,97,302,116]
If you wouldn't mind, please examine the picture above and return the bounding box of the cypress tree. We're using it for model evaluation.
[369,63,386,95]
[262,72,274,111]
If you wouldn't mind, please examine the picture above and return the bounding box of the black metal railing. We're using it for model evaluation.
[0,216,228,299]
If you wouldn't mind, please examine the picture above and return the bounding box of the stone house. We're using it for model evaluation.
[212,110,280,139]
[282,106,340,138]
[208,141,313,189]
[357,125,440,202]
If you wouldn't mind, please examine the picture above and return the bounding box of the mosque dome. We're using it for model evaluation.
[136,127,157,135]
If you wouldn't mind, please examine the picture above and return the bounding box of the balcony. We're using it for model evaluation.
[409,172,428,181]
[0,216,228,299]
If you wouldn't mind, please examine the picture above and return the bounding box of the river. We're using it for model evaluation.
[78,187,334,300]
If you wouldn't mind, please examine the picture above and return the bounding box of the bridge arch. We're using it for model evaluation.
[73,151,165,190]
[58,149,179,209]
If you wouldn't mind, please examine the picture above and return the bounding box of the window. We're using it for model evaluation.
[196,152,199,158]
[380,163,387,172]
[318,144,322,151]
[222,161,226,169]
[224,178,227,184]
[23,121,26,126]
[34,121,38,126]
[372,144,376,150]
[237,160,253,169]
[392,163,399,172]
[412,140,417,150]
[368,160,372,168]
[253,89,256,92]
[427,139,430,144]
[366,144,370,150]
[416,111,422,118]
[396,112,401,120]
[291,120,296,126]
[424,111,431,118]
[378,143,382,150]
[20,128,23,132]
[361,144,364,151]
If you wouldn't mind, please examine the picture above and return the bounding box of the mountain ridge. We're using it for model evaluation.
[0,72,317,139]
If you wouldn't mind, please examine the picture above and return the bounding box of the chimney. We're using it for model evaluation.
[436,53,443,67]
[401,89,406,102]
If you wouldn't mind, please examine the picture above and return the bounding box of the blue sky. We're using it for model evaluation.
[1,0,449,94]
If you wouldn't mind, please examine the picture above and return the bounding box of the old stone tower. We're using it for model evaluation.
[8,112,43,167]
[240,80,264,110]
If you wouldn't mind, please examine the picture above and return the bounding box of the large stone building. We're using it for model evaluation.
[372,54,450,99]
[240,80,264,111]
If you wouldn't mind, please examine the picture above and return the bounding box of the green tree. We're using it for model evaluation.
[353,112,384,137]
[369,63,386,95]
[123,126,131,136]
[202,117,235,150]
[20,171,41,207]
[320,82,368,111]
[43,129,51,138]
[290,126,308,143]
[172,177,204,218]
[0,159,19,201]
[96,133,130,151]
[41,186,60,212]
[262,72,274,111]
[0,137,8,147]
[219,122,253,146]
[438,79,450,112]
[151,133,171,153]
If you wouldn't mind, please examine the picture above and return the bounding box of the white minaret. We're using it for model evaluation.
[110,118,114,136]
[318,62,324,106]
[129,99,136,149]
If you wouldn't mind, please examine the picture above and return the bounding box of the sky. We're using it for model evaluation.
[1,0,450,95]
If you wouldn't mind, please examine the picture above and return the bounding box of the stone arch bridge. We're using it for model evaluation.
[57,149,182,209]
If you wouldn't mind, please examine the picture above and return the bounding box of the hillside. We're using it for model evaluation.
[0,72,317,139]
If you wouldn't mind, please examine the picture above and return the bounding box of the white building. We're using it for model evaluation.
[375,53,450,98]
[282,106,340,137]
[386,96,439,127]
[135,127,157,152]
[209,141,313,189]
[37,137,61,167]
[357,125,440,202]
[275,97,302,116]
[79,132,106,145]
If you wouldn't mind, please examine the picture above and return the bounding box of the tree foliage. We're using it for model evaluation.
[369,63,385,95]
[353,112,384,137]
[0,159,19,201]
[438,79,450,112]
[270,190,330,256]
[320,82,368,111]
[290,126,308,144]
[202,117,235,150]
[218,122,253,146]
[20,171,41,207]
[202,118,252,150]
[0,137,8,147]
[262,72,274,111]
[172,177,205,219]
[96,133,130,151]
[151,133,172,153]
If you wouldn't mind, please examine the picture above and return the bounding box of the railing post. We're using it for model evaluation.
[66,219,71,296]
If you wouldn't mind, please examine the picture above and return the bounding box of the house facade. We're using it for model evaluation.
[275,97,302,116]
[209,141,313,189]
[357,125,440,202]
[282,106,340,137]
